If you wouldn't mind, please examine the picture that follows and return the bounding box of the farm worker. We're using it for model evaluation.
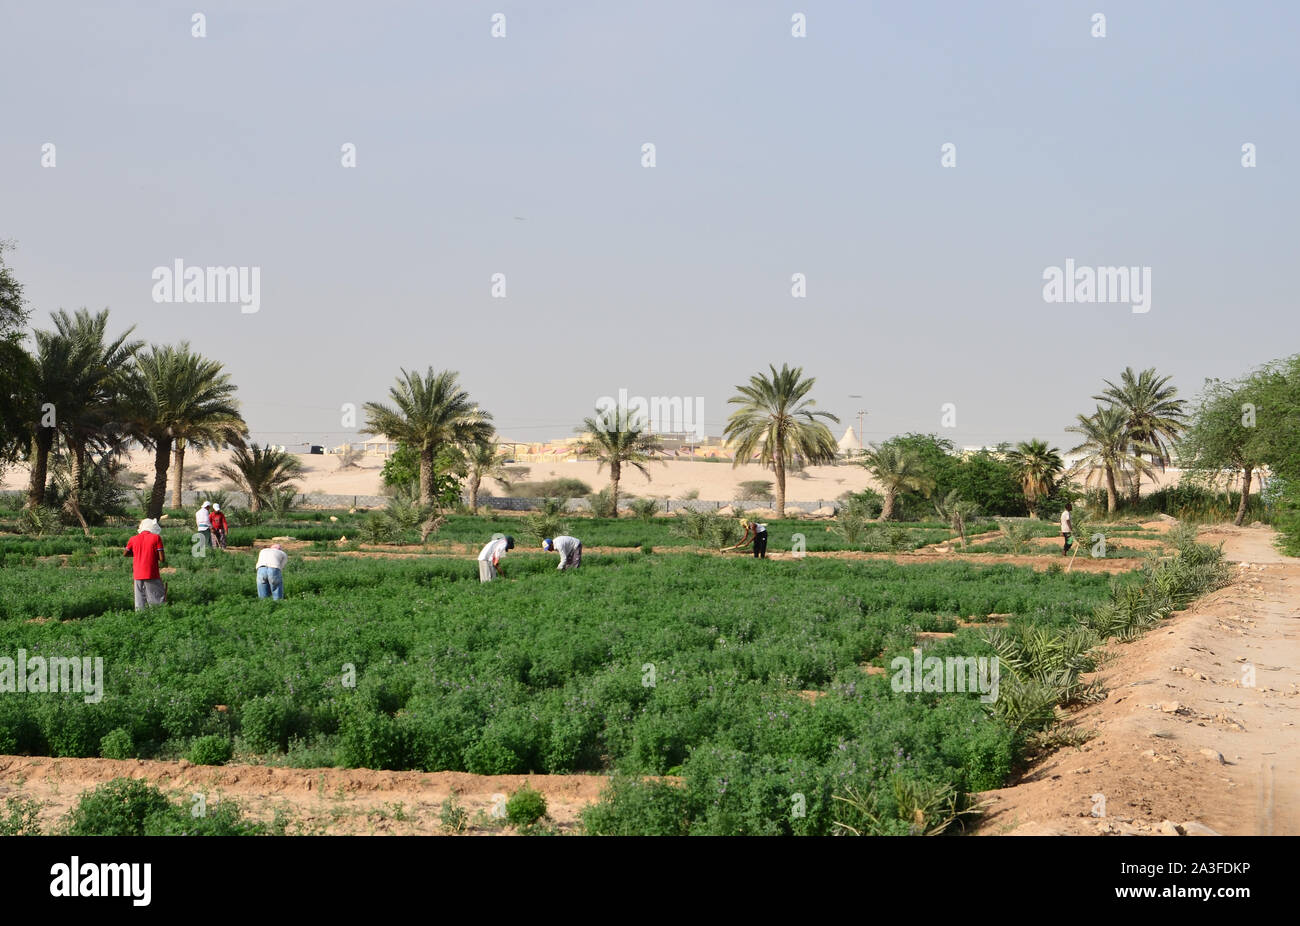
[209,503,229,550]
[738,518,769,559]
[477,535,514,582]
[1061,503,1074,555]
[124,519,166,610]
[542,536,582,570]
[196,501,212,551]
[256,543,288,599]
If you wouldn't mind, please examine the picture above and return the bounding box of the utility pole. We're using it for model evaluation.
[848,396,866,452]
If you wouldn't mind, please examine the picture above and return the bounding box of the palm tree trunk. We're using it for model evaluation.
[419,445,434,506]
[172,442,186,509]
[774,456,786,518]
[469,474,481,515]
[69,440,90,536]
[1234,465,1253,527]
[147,437,172,519]
[26,430,54,508]
[1105,467,1118,514]
[880,488,896,521]
[610,461,621,516]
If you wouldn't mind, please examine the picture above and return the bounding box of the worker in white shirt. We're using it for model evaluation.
[477,535,515,582]
[256,543,288,599]
[738,518,769,558]
[196,500,212,551]
[542,536,583,570]
[1060,503,1074,555]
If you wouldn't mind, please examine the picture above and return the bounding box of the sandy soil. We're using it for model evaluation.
[976,524,1299,836]
[0,447,1192,504]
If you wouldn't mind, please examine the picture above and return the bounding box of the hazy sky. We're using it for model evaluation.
[3,1,1297,450]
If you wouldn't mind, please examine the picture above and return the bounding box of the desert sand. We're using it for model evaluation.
[1,447,1190,505]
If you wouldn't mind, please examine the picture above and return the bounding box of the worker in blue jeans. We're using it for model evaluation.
[256,543,287,599]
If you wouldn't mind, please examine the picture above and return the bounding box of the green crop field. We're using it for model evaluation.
[0,513,1229,835]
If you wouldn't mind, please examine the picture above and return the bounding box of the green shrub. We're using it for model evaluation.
[505,783,548,829]
[0,796,43,836]
[440,793,469,833]
[582,777,690,836]
[628,498,660,521]
[65,779,175,836]
[100,727,134,760]
[587,488,618,518]
[18,505,60,536]
[187,735,234,766]
[239,697,288,754]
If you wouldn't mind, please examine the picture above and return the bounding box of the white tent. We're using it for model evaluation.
[362,434,397,456]
[837,426,860,455]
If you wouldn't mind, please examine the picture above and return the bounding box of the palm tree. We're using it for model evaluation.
[857,443,936,521]
[216,443,303,512]
[463,439,508,515]
[1005,439,1064,518]
[23,328,77,509]
[1067,404,1156,514]
[1093,367,1187,505]
[164,349,247,509]
[934,489,979,547]
[124,344,247,518]
[576,407,663,515]
[362,368,493,506]
[723,364,840,517]
[40,309,142,530]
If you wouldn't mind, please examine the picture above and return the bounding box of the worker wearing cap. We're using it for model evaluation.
[542,535,583,570]
[209,503,229,550]
[196,500,212,551]
[124,519,166,609]
[256,543,288,599]
[477,535,514,582]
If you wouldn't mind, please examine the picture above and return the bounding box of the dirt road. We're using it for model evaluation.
[978,524,1298,835]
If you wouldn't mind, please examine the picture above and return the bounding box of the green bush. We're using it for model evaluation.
[239,697,288,754]
[628,497,660,521]
[582,777,690,836]
[187,735,234,766]
[505,783,548,829]
[587,488,618,518]
[0,796,43,836]
[65,779,175,836]
[100,727,134,760]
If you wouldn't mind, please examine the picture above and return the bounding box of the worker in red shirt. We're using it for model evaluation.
[209,503,229,550]
[124,519,166,610]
